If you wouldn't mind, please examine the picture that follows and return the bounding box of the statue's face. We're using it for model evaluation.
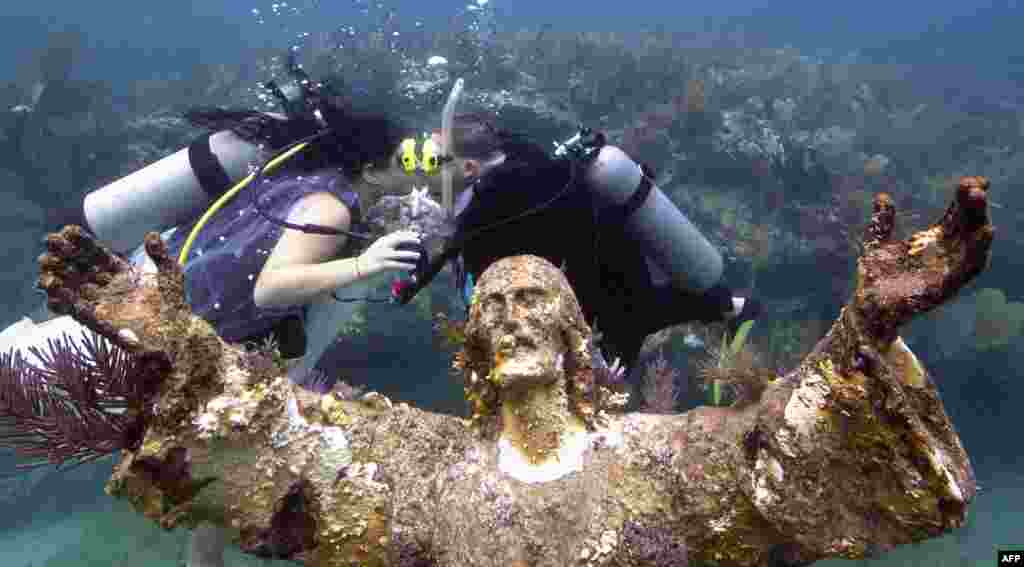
[476,280,565,389]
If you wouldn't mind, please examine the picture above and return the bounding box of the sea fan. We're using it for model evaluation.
[291,366,366,400]
[696,322,774,407]
[0,330,161,470]
[640,350,680,413]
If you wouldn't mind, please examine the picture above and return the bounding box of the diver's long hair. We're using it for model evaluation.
[183,88,412,179]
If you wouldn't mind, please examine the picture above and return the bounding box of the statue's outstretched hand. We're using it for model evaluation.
[36,227,183,352]
[853,176,994,342]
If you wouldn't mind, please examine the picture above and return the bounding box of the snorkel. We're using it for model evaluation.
[440,77,465,215]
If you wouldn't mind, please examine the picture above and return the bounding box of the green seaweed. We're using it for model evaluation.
[709,319,755,406]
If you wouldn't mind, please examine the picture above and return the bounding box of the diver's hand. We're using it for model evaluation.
[358,230,422,276]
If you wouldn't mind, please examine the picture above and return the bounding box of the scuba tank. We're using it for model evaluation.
[72,56,324,254]
[581,142,724,294]
[553,128,723,294]
[82,129,270,253]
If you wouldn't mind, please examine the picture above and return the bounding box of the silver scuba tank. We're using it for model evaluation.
[582,144,724,294]
[82,129,269,253]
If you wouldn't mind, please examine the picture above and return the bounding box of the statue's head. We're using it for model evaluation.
[460,255,623,438]
[469,256,573,388]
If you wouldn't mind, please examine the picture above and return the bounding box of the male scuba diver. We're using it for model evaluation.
[404,110,763,373]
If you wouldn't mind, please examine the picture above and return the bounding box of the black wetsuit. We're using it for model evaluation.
[454,145,733,369]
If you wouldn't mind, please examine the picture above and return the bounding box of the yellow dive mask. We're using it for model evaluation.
[399,136,452,176]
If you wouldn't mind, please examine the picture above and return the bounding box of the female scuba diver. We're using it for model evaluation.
[133,106,427,382]
[413,112,763,374]
[14,67,452,393]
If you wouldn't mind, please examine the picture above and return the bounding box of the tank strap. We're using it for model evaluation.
[605,172,653,224]
[188,133,234,199]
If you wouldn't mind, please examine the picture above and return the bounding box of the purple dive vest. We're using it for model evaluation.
[164,169,364,344]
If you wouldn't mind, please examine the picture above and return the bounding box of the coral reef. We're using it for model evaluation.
[13,174,992,566]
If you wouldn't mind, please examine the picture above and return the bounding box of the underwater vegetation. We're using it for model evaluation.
[639,349,681,413]
[0,329,165,471]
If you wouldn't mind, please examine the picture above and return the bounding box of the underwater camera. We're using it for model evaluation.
[390,240,431,304]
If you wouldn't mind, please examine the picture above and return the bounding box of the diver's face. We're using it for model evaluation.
[428,131,480,194]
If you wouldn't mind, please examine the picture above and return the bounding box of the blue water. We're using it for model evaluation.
[0,0,1021,565]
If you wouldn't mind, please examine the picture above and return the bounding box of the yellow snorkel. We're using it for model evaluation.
[440,77,465,215]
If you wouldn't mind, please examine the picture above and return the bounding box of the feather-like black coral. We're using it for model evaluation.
[0,330,160,471]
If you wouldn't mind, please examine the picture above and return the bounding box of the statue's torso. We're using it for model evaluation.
[424,415,680,567]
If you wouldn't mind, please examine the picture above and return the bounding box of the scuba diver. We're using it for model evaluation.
[30,60,447,391]
[403,111,763,373]
[17,52,759,389]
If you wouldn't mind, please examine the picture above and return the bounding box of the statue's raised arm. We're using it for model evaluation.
[8,177,990,566]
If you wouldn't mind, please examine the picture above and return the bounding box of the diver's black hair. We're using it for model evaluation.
[184,94,413,178]
[447,111,503,159]
[318,99,413,173]
[448,111,551,164]
[183,108,312,149]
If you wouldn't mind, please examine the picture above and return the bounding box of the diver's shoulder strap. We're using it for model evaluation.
[601,172,654,225]
[188,132,234,199]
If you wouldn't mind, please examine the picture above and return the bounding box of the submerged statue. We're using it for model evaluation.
[5,178,993,566]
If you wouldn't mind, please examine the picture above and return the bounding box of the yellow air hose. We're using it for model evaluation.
[177,141,311,266]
